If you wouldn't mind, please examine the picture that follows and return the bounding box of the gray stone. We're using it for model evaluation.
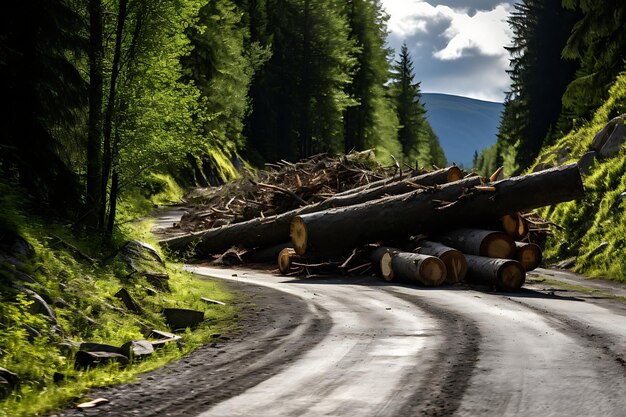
[22,324,41,341]
[0,230,35,260]
[619,192,626,201]
[119,240,166,271]
[163,308,204,331]
[114,288,142,313]
[54,297,69,309]
[148,329,182,349]
[588,242,610,258]
[120,340,154,360]
[79,342,123,355]
[143,272,170,292]
[592,115,625,152]
[555,257,576,269]
[58,341,80,357]
[577,151,597,175]
[599,118,625,158]
[74,351,129,369]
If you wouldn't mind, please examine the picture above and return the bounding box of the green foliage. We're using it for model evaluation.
[389,42,445,168]
[536,70,626,281]
[496,0,580,173]
[0,213,237,417]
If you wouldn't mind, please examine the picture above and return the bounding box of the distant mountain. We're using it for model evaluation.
[421,93,503,168]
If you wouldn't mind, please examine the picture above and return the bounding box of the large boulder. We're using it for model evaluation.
[117,241,169,290]
[120,340,154,360]
[163,308,204,331]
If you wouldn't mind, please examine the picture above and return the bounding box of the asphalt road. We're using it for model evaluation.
[184,266,626,417]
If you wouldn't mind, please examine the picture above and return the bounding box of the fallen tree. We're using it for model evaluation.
[160,167,467,256]
[290,164,584,257]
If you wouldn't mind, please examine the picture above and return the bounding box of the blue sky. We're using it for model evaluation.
[381,0,516,102]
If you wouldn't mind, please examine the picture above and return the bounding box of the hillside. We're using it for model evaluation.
[421,93,503,167]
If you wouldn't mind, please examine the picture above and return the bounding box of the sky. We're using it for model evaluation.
[381,0,516,102]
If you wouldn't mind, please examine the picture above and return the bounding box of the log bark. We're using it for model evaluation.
[465,255,525,291]
[161,167,469,256]
[290,164,583,257]
[437,229,516,259]
[381,252,446,286]
[245,242,292,264]
[414,240,467,284]
[333,166,462,197]
[515,241,542,271]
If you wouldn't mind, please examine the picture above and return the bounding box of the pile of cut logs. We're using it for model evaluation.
[161,154,584,292]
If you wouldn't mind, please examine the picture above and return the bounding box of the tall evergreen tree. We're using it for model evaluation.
[343,0,398,154]
[496,0,580,173]
[0,1,86,215]
[389,42,445,167]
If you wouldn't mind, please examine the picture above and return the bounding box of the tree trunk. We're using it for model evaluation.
[381,252,446,286]
[515,241,542,271]
[161,170,476,256]
[436,229,516,259]
[290,164,583,257]
[414,240,467,284]
[246,242,292,264]
[370,246,400,277]
[315,166,463,211]
[333,166,462,197]
[86,0,104,229]
[100,0,129,228]
[465,255,525,291]
[278,248,297,275]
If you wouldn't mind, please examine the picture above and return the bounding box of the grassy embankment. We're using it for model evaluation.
[536,71,626,281]
[0,173,238,417]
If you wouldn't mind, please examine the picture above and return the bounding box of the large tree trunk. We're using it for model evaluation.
[290,164,583,257]
[515,241,542,271]
[161,168,471,255]
[414,240,467,284]
[436,229,516,259]
[380,252,446,286]
[465,255,526,291]
[86,0,104,229]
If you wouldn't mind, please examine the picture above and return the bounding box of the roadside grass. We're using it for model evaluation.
[0,176,238,417]
[534,70,626,282]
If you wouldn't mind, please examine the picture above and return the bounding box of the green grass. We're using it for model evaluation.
[534,70,626,282]
[0,180,238,417]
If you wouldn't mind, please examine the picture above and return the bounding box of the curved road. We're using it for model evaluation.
[183,266,626,417]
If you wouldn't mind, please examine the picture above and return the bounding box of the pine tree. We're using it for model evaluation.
[496,0,580,173]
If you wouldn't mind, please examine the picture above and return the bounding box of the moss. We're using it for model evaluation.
[536,70,626,281]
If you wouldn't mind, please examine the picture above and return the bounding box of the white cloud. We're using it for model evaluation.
[434,4,512,60]
[381,0,514,101]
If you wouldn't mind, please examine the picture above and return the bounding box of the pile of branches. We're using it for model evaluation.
[161,154,585,292]
[177,151,403,232]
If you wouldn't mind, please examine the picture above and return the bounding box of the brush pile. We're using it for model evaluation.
[160,152,585,292]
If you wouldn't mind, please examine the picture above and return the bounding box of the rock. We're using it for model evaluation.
[532,162,554,173]
[163,308,204,331]
[555,257,576,269]
[0,229,35,260]
[592,115,625,152]
[143,272,170,292]
[577,151,596,175]
[599,118,625,158]
[79,342,124,355]
[0,368,20,394]
[74,351,129,369]
[200,297,226,306]
[76,398,109,409]
[147,329,183,350]
[58,341,80,357]
[53,372,66,383]
[22,324,41,341]
[54,297,70,309]
[120,340,154,360]
[588,242,610,258]
[13,285,60,330]
[114,288,142,313]
[116,240,170,289]
[619,192,626,201]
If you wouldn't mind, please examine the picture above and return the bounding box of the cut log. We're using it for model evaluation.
[291,164,583,257]
[465,255,525,291]
[414,240,467,284]
[437,229,516,259]
[381,252,446,286]
[278,248,297,275]
[501,213,529,240]
[515,241,542,271]
[161,167,464,256]
[370,246,400,277]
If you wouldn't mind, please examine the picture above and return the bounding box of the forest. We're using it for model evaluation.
[0,0,446,237]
